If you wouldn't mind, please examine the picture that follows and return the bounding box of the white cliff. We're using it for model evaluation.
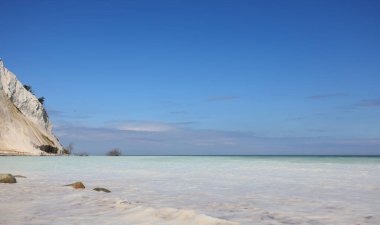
[0,59,63,155]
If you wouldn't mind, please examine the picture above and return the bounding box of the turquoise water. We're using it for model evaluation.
[1,156,380,224]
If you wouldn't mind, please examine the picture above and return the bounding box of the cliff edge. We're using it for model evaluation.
[0,59,63,155]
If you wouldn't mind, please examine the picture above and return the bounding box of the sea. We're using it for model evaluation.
[0,156,379,225]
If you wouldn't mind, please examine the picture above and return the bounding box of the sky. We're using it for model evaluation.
[0,0,379,155]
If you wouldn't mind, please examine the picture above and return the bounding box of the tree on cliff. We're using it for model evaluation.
[38,97,45,105]
[23,85,33,94]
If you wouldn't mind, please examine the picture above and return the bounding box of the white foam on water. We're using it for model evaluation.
[0,156,379,225]
[0,181,236,225]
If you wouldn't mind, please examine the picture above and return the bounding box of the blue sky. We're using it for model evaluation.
[1,0,379,155]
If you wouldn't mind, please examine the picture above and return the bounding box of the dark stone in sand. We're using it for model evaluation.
[0,174,17,183]
[64,182,85,189]
[93,187,111,193]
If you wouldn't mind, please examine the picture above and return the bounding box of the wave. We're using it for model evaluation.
[114,200,238,225]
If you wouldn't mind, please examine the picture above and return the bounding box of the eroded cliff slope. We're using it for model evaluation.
[0,60,63,155]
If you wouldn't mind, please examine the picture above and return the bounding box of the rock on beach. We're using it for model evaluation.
[0,174,17,183]
[64,182,85,189]
[93,187,111,193]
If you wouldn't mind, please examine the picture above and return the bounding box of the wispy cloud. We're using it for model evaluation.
[207,96,240,102]
[107,121,175,132]
[307,92,348,100]
[355,99,380,108]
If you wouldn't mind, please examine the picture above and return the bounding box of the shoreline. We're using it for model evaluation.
[2,153,380,157]
[0,150,61,156]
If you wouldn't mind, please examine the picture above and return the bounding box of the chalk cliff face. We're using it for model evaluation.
[0,60,63,155]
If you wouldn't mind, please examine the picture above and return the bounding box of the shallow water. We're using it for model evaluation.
[1,156,379,224]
